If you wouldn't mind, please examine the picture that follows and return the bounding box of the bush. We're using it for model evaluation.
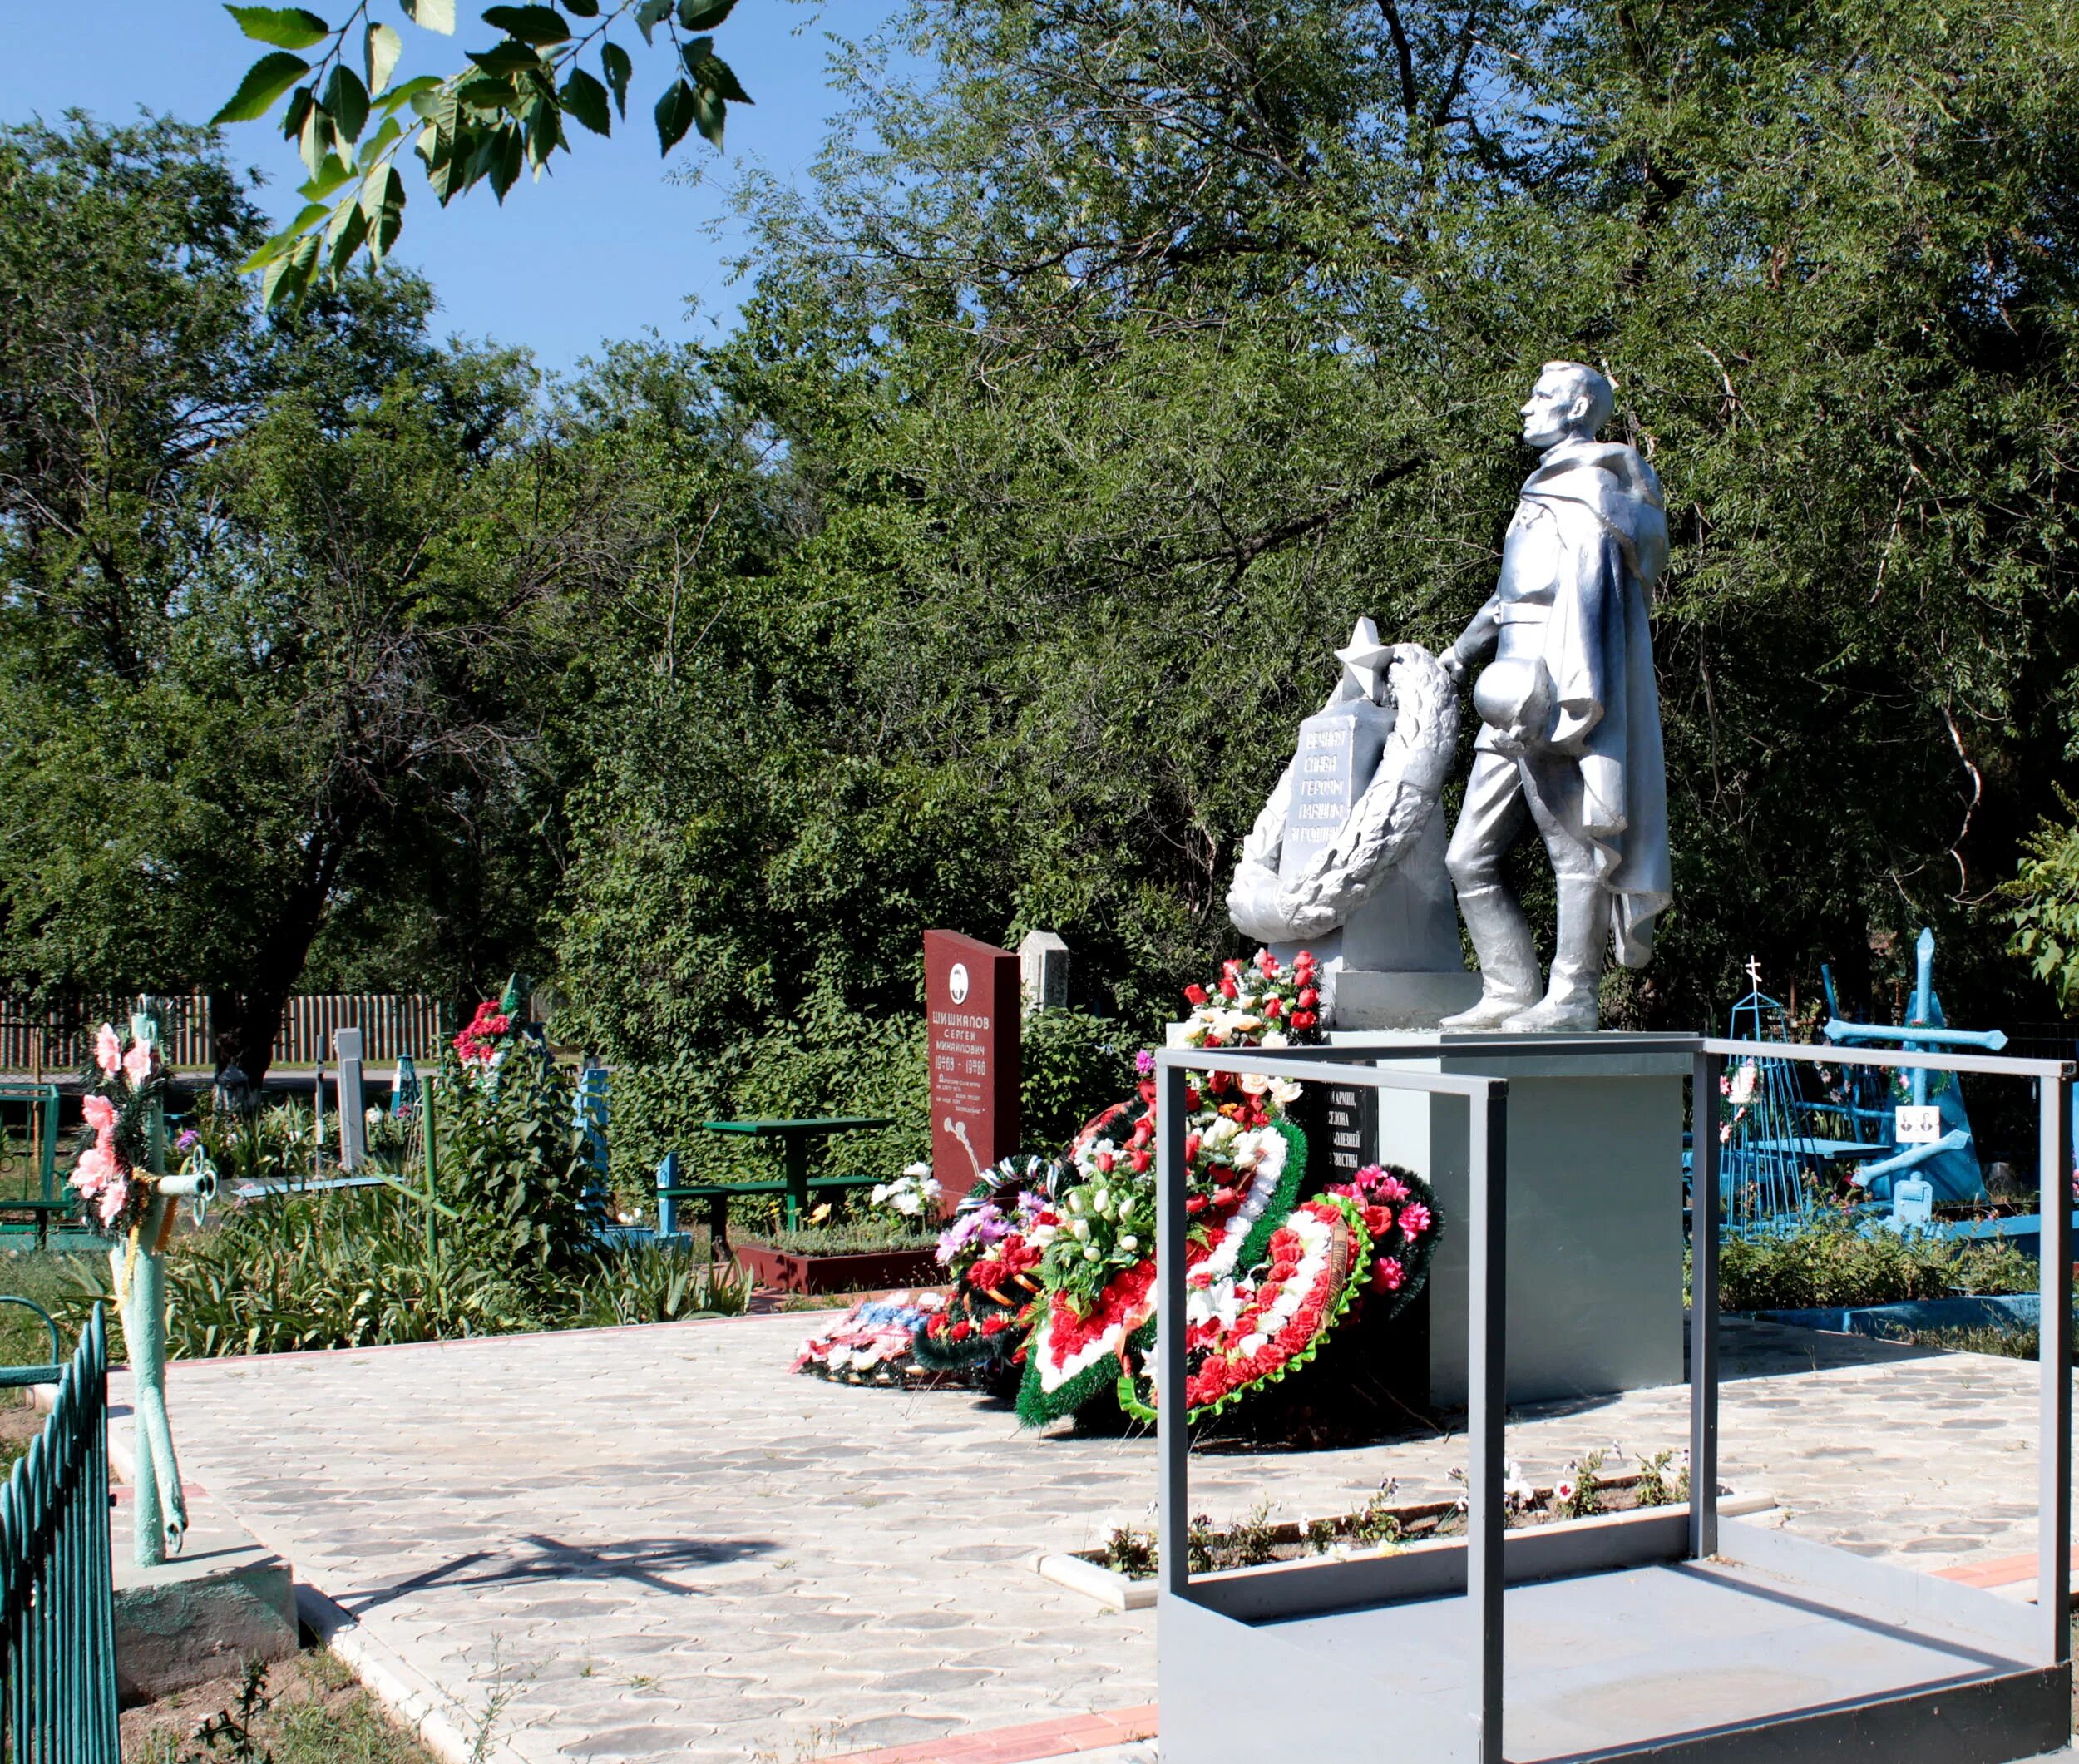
[606,1013,929,1215]
[1713,1208,2036,1312]
[1020,1009,1137,1153]
[430,1053,600,1287]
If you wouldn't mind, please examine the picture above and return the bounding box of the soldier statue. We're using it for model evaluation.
[1438,362,1672,1032]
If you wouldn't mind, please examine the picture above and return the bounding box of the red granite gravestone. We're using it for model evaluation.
[923,930,1021,1214]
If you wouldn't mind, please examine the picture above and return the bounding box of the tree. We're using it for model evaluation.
[0,117,585,1079]
[210,0,756,306]
[548,0,2079,1054]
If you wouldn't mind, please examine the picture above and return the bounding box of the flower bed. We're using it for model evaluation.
[735,1239,940,1295]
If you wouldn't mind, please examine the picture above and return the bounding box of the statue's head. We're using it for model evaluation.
[1520,360,1614,448]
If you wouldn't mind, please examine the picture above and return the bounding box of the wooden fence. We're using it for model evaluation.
[0,994,453,1071]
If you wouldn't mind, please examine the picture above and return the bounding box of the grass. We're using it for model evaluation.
[121,1652,435,1764]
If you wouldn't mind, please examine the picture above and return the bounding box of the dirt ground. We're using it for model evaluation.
[121,1649,433,1764]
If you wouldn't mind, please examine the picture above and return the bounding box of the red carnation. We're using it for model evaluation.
[1184,983,1209,1006]
[1296,986,1320,1009]
[1097,1151,1115,1174]
[1264,996,1285,1019]
[1291,1010,1317,1030]
[1129,1149,1152,1174]
[952,1321,973,1341]
[1218,976,1239,1000]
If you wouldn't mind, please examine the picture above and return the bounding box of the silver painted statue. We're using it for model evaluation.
[1438,362,1672,1032]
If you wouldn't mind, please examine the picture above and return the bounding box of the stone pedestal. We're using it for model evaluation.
[1328,1030,1686,1406]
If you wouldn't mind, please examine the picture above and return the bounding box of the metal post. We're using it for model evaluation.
[1691,1050,1723,1560]
[783,1134,807,1230]
[421,1075,440,1258]
[656,1150,679,1238]
[1156,1057,1190,1601]
[118,1007,185,1566]
[312,1056,326,1183]
[2037,1071,2072,1664]
[334,1027,366,1170]
[1468,1081,1507,1764]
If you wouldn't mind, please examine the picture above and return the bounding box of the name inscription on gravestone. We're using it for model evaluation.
[1280,702,1394,881]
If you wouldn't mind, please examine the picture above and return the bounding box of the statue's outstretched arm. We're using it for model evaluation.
[1442,595,1502,681]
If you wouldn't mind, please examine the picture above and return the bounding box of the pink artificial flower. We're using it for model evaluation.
[69,1144,113,1194]
[94,1024,122,1080]
[122,1039,156,1087]
[1370,1255,1405,1294]
[96,1177,130,1225]
[1374,1174,1410,1202]
[1399,1201,1432,1238]
[81,1094,116,1133]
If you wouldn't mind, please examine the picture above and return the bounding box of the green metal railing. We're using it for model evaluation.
[0,1303,119,1762]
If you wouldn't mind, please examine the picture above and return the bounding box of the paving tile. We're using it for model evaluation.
[126,1313,2079,1761]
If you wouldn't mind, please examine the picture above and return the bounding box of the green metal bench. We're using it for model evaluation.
[0,1084,62,1248]
[654,1153,880,1246]
[0,1198,75,1251]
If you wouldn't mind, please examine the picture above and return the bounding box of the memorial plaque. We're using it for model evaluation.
[1280,702,1393,880]
[1321,1079,1379,1184]
[924,930,1021,1210]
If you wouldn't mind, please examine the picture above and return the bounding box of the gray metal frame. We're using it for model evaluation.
[1153,1032,2074,1762]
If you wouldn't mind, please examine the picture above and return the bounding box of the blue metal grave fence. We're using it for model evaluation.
[0,1302,119,1762]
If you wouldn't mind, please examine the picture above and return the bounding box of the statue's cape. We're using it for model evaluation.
[1520,441,1672,966]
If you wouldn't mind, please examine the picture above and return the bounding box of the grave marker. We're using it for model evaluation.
[924,930,1020,1205]
[333,1027,366,1170]
[1019,930,1069,1014]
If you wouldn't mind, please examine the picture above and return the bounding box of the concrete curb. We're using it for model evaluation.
[295,1580,534,1764]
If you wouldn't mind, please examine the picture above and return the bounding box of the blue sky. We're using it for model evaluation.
[2,1,911,373]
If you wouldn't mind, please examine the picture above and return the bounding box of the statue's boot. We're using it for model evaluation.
[1501,876,1610,1033]
[1439,884,1542,1029]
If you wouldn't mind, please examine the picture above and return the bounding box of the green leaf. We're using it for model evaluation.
[238,226,302,272]
[677,0,736,27]
[357,116,404,168]
[225,5,331,48]
[212,50,312,123]
[563,0,599,15]
[692,81,726,146]
[486,126,526,199]
[296,156,356,200]
[402,0,457,31]
[559,68,610,136]
[364,21,403,93]
[481,4,570,43]
[360,165,407,263]
[325,64,371,142]
[635,0,671,44]
[654,77,696,153]
[261,230,321,309]
[378,73,443,112]
[280,83,315,139]
[600,41,631,116]
[469,41,541,75]
[298,98,337,175]
[682,40,750,104]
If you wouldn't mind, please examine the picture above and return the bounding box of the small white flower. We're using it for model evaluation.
[1084,1245,1101,1260]
[902,1161,933,1180]
[1119,1234,1138,1253]
[1260,1030,1290,1048]
[1072,1218,1092,1240]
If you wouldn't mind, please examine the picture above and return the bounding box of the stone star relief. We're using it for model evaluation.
[1332,617,1396,704]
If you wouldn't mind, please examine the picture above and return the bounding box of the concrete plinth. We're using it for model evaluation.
[1328,1030,1687,1406]
[113,1498,297,1706]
